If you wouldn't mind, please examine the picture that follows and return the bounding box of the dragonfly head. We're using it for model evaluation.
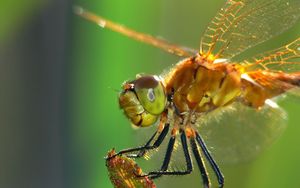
[119,75,167,127]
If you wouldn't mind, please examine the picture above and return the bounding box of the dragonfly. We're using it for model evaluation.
[74,0,300,187]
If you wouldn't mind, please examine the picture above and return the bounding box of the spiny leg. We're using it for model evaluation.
[127,123,170,158]
[190,137,210,188]
[141,130,193,179]
[125,130,158,158]
[107,123,169,160]
[196,132,224,188]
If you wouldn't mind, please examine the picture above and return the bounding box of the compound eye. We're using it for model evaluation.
[134,75,166,115]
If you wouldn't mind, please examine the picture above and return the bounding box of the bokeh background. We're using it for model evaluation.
[1,0,300,188]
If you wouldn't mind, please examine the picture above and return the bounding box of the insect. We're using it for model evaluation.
[74,0,300,187]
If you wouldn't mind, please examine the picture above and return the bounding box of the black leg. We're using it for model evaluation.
[158,134,175,171]
[196,132,224,188]
[125,130,157,158]
[107,124,169,160]
[190,137,210,188]
[141,131,193,179]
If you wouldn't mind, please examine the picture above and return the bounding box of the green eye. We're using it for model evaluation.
[134,75,166,115]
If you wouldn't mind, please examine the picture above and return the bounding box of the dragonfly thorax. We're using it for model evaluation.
[164,57,242,113]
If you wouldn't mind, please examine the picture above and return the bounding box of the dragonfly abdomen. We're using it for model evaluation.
[240,71,300,108]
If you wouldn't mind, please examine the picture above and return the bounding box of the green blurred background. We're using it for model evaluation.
[1,0,300,188]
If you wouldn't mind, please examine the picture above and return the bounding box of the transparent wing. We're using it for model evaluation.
[74,6,197,57]
[243,38,300,72]
[200,0,300,60]
[196,101,288,164]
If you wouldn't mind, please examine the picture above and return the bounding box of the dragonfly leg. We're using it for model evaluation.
[196,132,224,188]
[140,130,193,179]
[107,124,169,160]
[190,136,210,188]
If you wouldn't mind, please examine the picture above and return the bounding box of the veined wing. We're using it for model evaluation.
[243,38,300,72]
[196,101,288,164]
[200,0,300,60]
[74,6,197,57]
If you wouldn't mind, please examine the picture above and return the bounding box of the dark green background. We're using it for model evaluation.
[1,0,300,188]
